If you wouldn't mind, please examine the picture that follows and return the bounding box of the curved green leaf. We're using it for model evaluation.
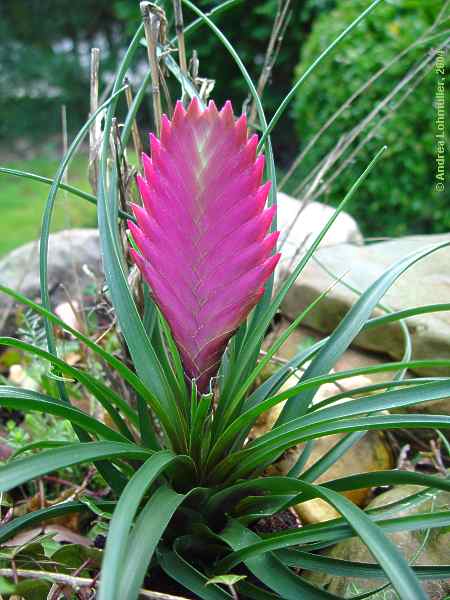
[219,520,342,599]
[218,482,428,600]
[0,386,128,443]
[211,414,450,483]
[0,337,137,438]
[258,0,383,148]
[98,451,194,600]
[158,546,232,600]
[0,441,151,492]
[0,500,115,544]
[278,549,450,580]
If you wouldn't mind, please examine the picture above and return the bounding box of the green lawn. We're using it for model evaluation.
[0,154,97,257]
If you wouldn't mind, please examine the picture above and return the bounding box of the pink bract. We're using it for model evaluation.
[129,98,280,392]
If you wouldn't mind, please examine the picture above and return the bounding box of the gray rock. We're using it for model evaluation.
[305,485,450,599]
[276,192,363,283]
[0,229,102,333]
[280,234,450,379]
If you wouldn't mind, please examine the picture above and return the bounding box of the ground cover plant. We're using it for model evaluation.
[0,1,450,598]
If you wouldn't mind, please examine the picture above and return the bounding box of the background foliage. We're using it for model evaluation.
[290,0,449,237]
[0,0,448,244]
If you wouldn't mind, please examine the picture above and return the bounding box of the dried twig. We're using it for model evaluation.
[173,0,188,75]
[88,48,101,194]
[248,0,292,126]
[124,79,144,161]
[141,2,165,135]
[431,439,447,475]
[0,568,190,600]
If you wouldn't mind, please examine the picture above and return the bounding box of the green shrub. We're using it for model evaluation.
[290,0,448,237]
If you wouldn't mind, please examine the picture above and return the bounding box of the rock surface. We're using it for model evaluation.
[0,229,102,333]
[280,234,450,378]
[305,485,450,599]
[276,192,362,283]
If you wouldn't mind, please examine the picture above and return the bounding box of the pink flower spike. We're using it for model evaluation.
[130,99,280,392]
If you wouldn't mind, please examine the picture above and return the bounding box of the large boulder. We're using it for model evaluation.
[280,234,450,377]
[276,192,362,280]
[0,229,102,333]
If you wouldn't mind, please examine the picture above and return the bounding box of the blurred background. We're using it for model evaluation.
[0,0,448,258]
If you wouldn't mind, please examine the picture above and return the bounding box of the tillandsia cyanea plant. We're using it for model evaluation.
[1,1,450,599]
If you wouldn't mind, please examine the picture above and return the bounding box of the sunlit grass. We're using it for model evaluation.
[0,154,96,257]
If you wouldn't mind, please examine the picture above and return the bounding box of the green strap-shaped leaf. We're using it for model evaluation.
[219,520,340,599]
[210,414,450,483]
[260,380,450,448]
[0,500,116,545]
[39,86,127,408]
[0,284,165,450]
[0,337,136,439]
[96,26,188,452]
[219,482,428,600]
[0,386,128,443]
[278,549,450,580]
[98,451,194,600]
[0,442,151,493]
[206,470,450,522]
[158,546,232,600]
[118,487,192,600]
[248,301,450,415]
[208,365,450,470]
[234,510,450,556]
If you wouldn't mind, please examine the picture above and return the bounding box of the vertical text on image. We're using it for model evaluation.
[434,48,446,193]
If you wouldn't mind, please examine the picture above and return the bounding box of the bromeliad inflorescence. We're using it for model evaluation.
[129,98,280,391]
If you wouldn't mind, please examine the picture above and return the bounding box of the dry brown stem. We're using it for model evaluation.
[0,568,190,600]
[141,2,165,135]
[88,48,101,194]
[173,0,188,75]
[248,0,292,125]
[124,79,144,161]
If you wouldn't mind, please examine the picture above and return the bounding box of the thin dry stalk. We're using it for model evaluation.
[279,136,346,255]
[280,2,450,189]
[124,78,144,161]
[173,0,188,74]
[141,1,164,135]
[0,568,190,600]
[307,64,433,203]
[293,43,446,202]
[159,65,174,115]
[248,0,292,125]
[88,47,101,194]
